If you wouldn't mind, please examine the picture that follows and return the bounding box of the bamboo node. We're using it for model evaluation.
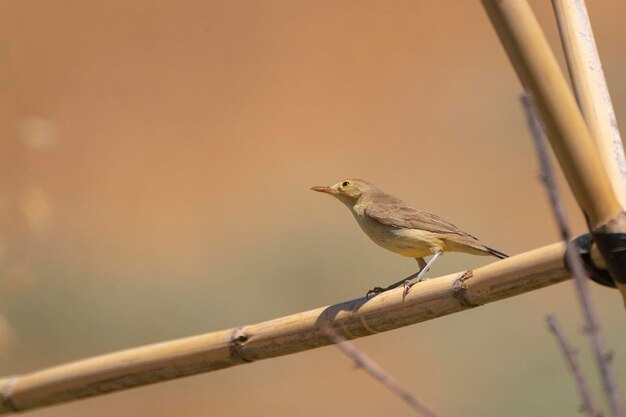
[228,327,252,363]
[452,271,477,307]
[0,377,19,412]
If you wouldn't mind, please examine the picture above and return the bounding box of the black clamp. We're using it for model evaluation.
[569,234,616,288]
[591,228,626,285]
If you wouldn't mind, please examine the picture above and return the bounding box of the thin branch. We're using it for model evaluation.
[546,315,599,417]
[323,327,440,417]
[523,93,625,417]
[0,240,585,414]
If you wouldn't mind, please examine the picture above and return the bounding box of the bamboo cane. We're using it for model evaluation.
[552,0,626,208]
[0,241,590,414]
[481,0,620,229]
[481,0,626,301]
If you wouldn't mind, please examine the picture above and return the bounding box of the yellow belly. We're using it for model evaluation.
[355,215,443,258]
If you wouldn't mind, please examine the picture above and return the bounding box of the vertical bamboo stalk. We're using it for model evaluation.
[481,0,621,229]
[482,0,626,303]
[552,0,626,207]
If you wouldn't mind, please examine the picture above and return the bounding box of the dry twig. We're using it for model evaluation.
[546,315,599,417]
[523,93,625,417]
[323,327,439,417]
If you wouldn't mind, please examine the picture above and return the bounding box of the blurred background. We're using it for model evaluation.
[2,1,626,416]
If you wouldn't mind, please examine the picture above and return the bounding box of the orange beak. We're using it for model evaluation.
[310,185,333,194]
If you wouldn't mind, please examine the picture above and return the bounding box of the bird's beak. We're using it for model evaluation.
[310,185,334,194]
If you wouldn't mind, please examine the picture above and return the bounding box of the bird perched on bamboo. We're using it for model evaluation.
[311,179,508,297]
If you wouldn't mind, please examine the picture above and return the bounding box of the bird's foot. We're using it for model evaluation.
[366,271,420,298]
[402,277,420,297]
[402,251,441,297]
[365,287,386,298]
[401,271,431,297]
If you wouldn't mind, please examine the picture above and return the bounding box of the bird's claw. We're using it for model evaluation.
[402,280,415,298]
[402,275,428,297]
[368,266,433,299]
[366,287,385,298]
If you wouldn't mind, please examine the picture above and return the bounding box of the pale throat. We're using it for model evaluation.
[351,202,363,214]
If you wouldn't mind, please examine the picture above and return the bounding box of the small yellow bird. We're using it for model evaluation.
[311,179,508,296]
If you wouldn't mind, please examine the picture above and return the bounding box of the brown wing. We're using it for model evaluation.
[364,204,477,239]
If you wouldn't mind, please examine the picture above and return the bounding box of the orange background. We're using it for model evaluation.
[2,1,626,416]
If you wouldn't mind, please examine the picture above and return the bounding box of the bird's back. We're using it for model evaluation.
[357,189,501,258]
[361,191,474,238]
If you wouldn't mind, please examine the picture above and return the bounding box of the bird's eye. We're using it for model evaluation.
[342,181,350,187]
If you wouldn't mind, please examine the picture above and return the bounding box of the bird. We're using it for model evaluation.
[311,179,508,297]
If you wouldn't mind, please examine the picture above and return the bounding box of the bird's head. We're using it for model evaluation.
[310,179,376,207]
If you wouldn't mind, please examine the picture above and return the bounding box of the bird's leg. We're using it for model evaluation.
[402,251,442,297]
[415,252,440,281]
[365,257,428,298]
[416,257,427,271]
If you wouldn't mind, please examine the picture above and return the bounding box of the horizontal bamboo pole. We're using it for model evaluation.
[0,241,598,414]
[482,0,622,230]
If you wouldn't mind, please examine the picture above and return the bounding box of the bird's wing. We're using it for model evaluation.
[364,204,477,238]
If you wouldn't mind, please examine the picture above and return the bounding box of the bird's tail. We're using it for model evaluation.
[484,245,508,259]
